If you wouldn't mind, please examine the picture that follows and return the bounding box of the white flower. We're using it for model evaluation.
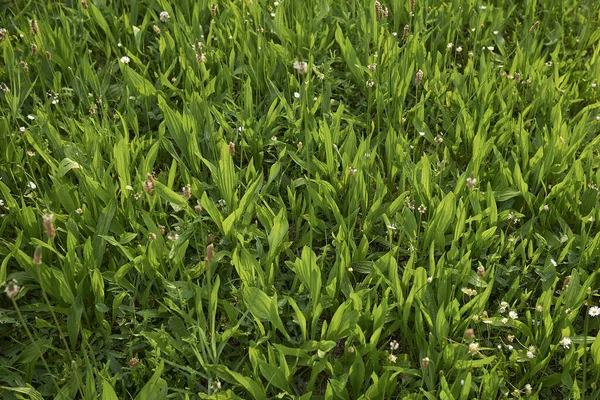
[27,181,36,190]
[527,351,535,359]
[274,1,279,5]
[524,384,532,395]
[293,92,300,99]
[501,317,508,324]
[120,56,130,64]
[447,42,453,49]
[0,200,4,206]
[389,340,399,351]
[19,126,25,132]
[508,311,518,320]
[456,46,463,52]
[468,342,479,354]
[589,306,600,317]
[366,79,375,88]
[480,5,487,9]
[27,114,35,120]
[388,354,397,362]
[487,46,495,51]
[493,30,499,34]
[426,276,432,283]
[559,337,571,349]
[117,42,122,47]
[550,258,557,267]
[507,345,513,351]
[419,131,425,136]
[160,11,170,22]
[270,12,275,17]
[392,31,397,36]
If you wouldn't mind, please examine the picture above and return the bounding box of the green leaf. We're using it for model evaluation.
[101,380,119,400]
[134,361,167,400]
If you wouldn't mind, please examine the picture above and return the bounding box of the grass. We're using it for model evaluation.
[1,0,600,398]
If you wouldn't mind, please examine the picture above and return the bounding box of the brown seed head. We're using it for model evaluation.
[81,0,89,9]
[33,245,43,265]
[229,141,235,156]
[205,243,215,265]
[529,20,540,33]
[464,328,475,339]
[195,203,203,213]
[128,357,139,368]
[183,184,192,200]
[477,265,485,278]
[31,43,38,56]
[43,214,56,238]
[4,280,20,299]
[0,28,7,41]
[31,20,39,35]
[415,69,423,85]
[211,4,217,17]
[421,357,430,368]
[45,50,51,59]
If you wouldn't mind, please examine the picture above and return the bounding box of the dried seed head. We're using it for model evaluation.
[205,243,215,265]
[348,166,357,176]
[0,82,8,93]
[81,0,88,9]
[415,69,423,85]
[153,25,161,34]
[31,43,37,56]
[563,275,572,290]
[143,180,154,194]
[45,50,51,59]
[33,245,43,265]
[183,184,192,200]
[477,265,485,277]
[31,20,39,35]
[128,357,139,368]
[410,0,415,12]
[149,233,157,241]
[4,280,20,299]
[229,141,236,156]
[43,214,56,238]
[195,203,203,213]
[158,225,165,235]
[0,28,7,41]
[421,357,430,368]
[515,73,521,83]
[466,172,477,190]
[464,328,474,339]
[196,52,206,63]
[211,4,218,17]
[297,141,303,150]
[403,24,410,40]
[208,233,217,242]
[529,20,540,33]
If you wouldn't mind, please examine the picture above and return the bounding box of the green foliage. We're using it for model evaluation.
[1,0,600,398]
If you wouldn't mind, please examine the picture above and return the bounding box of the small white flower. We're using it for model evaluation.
[487,46,495,51]
[524,384,532,395]
[592,83,597,88]
[19,126,25,132]
[468,342,479,354]
[120,56,130,64]
[507,345,513,351]
[389,340,400,351]
[27,114,35,120]
[501,317,508,324]
[550,258,557,267]
[0,200,5,206]
[493,30,499,34]
[270,12,275,17]
[27,181,36,190]
[426,276,432,283]
[388,354,397,362]
[366,79,375,88]
[392,31,397,36]
[274,1,279,5]
[545,61,553,67]
[447,42,453,49]
[480,5,487,9]
[527,351,535,359]
[387,224,397,230]
[456,46,463,52]
[508,311,518,320]
[160,11,170,23]
[117,42,122,47]
[589,306,600,317]
[419,131,425,136]
[559,337,571,349]
[293,92,300,99]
